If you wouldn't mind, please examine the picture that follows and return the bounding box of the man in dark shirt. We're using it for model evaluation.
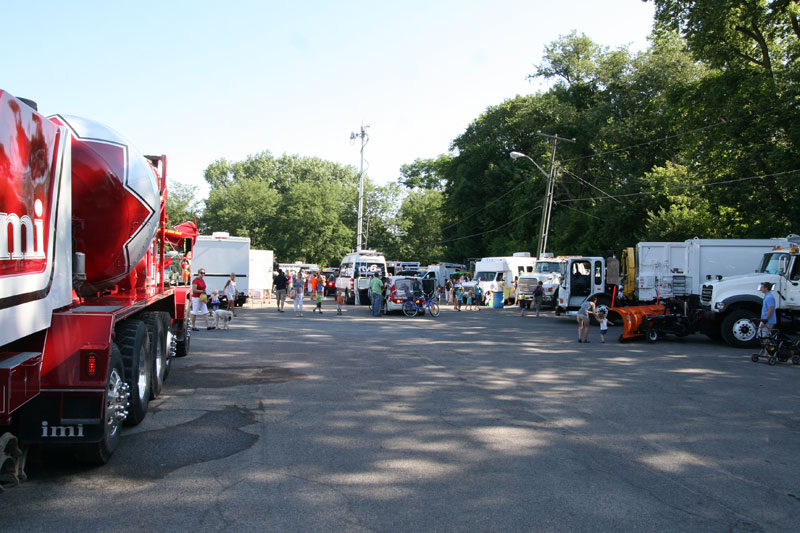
[273,269,288,313]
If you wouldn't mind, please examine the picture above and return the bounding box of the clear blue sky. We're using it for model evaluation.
[3,1,655,197]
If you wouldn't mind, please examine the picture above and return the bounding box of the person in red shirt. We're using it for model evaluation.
[191,268,214,330]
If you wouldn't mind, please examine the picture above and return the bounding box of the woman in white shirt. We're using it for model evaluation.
[223,272,238,317]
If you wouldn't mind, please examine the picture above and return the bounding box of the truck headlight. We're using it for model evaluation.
[714,302,726,311]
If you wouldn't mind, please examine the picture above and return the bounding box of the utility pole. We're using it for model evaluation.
[536,132,575,258]
[350,124,369,251]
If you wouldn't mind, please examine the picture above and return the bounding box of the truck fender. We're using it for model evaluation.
[720,294,762,310]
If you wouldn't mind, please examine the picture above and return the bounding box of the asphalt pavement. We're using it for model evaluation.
[2,297,799,532]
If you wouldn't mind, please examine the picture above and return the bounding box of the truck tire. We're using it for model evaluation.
[174,313,191,358]
[141,312,171,398]
[116,320,151,426]
[721,309,759,348]
[73,345,128,465]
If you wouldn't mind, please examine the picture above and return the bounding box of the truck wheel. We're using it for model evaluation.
[116,320,151,426]
[73,345,128,465]
[720,309,759,348]
[174,313,191,358]
[162,313,174,380]
[141,312,170,398]
[647,328,659,343]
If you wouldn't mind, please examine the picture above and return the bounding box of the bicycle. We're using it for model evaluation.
[402,294,440,317]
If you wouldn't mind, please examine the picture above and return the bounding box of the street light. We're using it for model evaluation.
[510,150,556,259]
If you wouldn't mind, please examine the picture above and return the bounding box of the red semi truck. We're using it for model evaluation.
[0,90,192,483]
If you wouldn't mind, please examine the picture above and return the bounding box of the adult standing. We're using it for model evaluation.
[293,270,305,317]
[273,269,288,312]
[191,268,214,331]
[577,295,597,343]
[370,274,384,317]
[223,272,238,317]
[759,281,777,332]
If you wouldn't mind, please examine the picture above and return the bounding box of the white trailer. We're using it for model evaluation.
[249,249,274,300]
[192,232,250,305]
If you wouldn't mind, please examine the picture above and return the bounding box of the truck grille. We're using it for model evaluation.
[701,284,713,304]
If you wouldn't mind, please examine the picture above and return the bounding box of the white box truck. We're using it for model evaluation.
[191,232,250,306]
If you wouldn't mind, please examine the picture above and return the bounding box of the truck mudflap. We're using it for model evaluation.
[612,305,667,341]
[0,353,43,421]
[15,391,105,444]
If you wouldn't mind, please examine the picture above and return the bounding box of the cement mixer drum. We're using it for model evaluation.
[49,115,159,295]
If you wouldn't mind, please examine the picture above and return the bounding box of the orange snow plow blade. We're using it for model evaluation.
[611,305,667,340]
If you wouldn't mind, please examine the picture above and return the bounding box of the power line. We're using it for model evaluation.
[424,205,542,247]
[557,168,800,203]
[438,177,531,234]
[560,168,621,203]
[559,120,728,164]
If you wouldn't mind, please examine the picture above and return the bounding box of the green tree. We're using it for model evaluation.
[398,155,452,190]
[201,152,361,266]
[395,189,445,265]
[166,179,202,226]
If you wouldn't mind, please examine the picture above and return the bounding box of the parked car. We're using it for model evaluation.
[382,276,425,314]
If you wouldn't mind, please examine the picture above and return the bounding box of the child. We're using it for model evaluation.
[336,291,344,315]
[466,290,473,310]
[313,290,323,313]
[454,284,463,311]
[597,308,614,343]
[519,294,527,317]
[210,290,221,312]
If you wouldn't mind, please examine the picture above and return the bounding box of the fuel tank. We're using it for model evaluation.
[48,115,159,296]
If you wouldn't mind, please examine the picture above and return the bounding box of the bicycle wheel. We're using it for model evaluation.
[428,302,440,317]
[402,300,418,317]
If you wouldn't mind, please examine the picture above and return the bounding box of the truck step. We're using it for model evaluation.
[0,352,43,419]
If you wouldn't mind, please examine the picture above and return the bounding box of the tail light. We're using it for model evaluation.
[85,352,98,378]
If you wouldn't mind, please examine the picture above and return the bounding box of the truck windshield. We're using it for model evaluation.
[474,271,497,282]
[758,253,785,274]
[535,262,558,274]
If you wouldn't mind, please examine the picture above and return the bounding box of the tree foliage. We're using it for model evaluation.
[436,18,799,261]
[201,152,361,266]
[166,179,202,226]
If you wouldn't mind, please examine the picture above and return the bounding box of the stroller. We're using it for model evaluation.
[751,326,800,366]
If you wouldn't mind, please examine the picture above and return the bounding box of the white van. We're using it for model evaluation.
[463,252,536,299]
[336,250,387,305]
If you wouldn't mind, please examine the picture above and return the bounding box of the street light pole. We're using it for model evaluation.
[510,132,575,258]
[350,124,369,251]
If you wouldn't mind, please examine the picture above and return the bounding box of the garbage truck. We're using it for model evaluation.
[554,237,792,342]
[0,90,191,485]
[700,236,800,347]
